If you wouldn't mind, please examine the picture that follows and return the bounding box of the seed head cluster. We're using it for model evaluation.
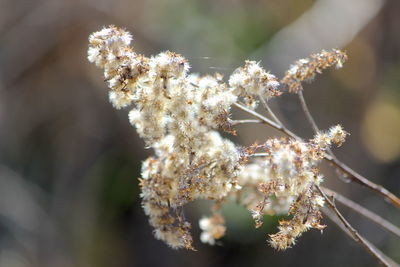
[281,49,347,93]
[229,60,281,108]
[237,125,347,249]
[88,26,348,250]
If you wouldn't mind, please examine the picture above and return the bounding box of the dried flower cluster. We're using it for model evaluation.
[281,49,348,93]
[88,26,349,251]
[235,125,347,249]
[229,60,281,108]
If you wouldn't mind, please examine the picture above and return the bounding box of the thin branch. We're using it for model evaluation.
[322,207,399,267]
[315,185,393,266]
[297,90,351,183]
[233,102,301,140]
[233,102,400,208]
[230,119,262,125]
[324,154,400,208]
[298,90,320,133]
[322,187,400,238]
[297,91,400,208]
[258,94,284,126]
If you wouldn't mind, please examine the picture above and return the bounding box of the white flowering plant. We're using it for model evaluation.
[88,26,399,266]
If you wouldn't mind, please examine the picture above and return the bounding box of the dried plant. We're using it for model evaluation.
[88,26,400,266]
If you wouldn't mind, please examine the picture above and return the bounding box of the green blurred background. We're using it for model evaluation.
[0,0,399,266]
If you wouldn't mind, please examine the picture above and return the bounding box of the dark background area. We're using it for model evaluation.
[0,0,399,266]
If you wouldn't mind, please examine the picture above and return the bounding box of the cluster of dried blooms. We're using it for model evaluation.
[281,49,348,93]
[243,126,347,249]
[88,26,348,250]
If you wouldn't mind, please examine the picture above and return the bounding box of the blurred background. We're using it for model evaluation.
[0,0,399,266]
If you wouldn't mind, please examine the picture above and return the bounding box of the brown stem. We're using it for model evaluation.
[322,208,399,267]
[322,187,400,238]
[297,90,353,182]
[324,155,400,208]
[298,90,320,133]
[233,102,301,140]
[316,185,393,266]
[258,94,284,126]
